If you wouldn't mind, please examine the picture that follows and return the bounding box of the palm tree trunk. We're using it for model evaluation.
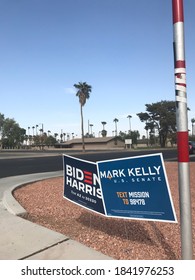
[115,122,117,136]
[80,104,85,152]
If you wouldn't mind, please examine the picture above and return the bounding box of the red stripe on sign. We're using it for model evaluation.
[84,179,93,184]
[85,175,92,180]
[83,171,92,175]
[172,0,184,24]
[175,60,186,69]
[177,131,189,162]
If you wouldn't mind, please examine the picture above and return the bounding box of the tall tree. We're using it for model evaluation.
[113,118,119,136]
[191,118,195,136]
[137,100,176,147]
[127,115,132,134]
[1,117,26,148]
[101,121,107,130]
[101,121,107,137]
[0,113,4,129]
[74,82,92,151]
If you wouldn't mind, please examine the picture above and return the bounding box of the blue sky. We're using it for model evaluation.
[0,0,195,139]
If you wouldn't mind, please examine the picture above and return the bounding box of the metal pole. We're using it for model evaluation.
[172,0,193,259]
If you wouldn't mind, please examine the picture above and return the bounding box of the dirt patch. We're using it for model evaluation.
[13,162,195,259]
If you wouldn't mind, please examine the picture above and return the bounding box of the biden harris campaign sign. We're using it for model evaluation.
[97,153,177,222]
[63,154,105,215]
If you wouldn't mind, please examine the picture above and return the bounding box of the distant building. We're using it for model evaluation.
[55,136,125,150]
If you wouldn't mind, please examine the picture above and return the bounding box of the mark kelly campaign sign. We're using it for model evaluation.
[97,153,177,222]
[63,154,105,215]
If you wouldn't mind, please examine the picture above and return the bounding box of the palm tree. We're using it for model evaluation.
[32,126,35,136]
[63,133,66,142]
[36,124,38,135]
[113,118,119,136]
[101,121,107,130]
[127,115,132,134]
[101,121,107,137]
[54,133,58,141]
[74,82,92,151]
[90,124,93,136]
[191,118,195,136]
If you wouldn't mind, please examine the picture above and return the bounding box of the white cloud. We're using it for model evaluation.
[64,87,76,95]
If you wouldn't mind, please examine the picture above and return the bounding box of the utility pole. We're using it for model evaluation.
[172,0,193,259]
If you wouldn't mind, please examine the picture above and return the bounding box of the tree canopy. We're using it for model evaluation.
[0,115,26,148]
[74,82,92,107]
[137,100,176,147]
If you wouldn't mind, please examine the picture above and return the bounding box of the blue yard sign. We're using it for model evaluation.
[63,154,105,215]
[97,153,177,222]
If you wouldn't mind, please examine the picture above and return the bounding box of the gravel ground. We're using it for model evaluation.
[13,162,195,260]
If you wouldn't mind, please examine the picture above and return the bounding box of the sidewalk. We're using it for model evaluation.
[0,172,113,260]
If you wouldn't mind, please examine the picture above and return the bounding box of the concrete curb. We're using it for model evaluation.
[3,187,27,217]
[1,171,113,260]
[2,171,63,216]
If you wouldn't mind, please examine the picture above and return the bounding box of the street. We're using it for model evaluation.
[0,148,188,179]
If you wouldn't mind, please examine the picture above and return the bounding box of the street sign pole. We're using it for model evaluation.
[172,0,193,259]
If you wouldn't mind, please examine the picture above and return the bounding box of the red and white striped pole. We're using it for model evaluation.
[172,0,193,259]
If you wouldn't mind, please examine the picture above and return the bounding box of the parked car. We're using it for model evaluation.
[189,141,195,154]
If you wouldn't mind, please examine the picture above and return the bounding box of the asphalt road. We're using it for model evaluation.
[0,148,181,179]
